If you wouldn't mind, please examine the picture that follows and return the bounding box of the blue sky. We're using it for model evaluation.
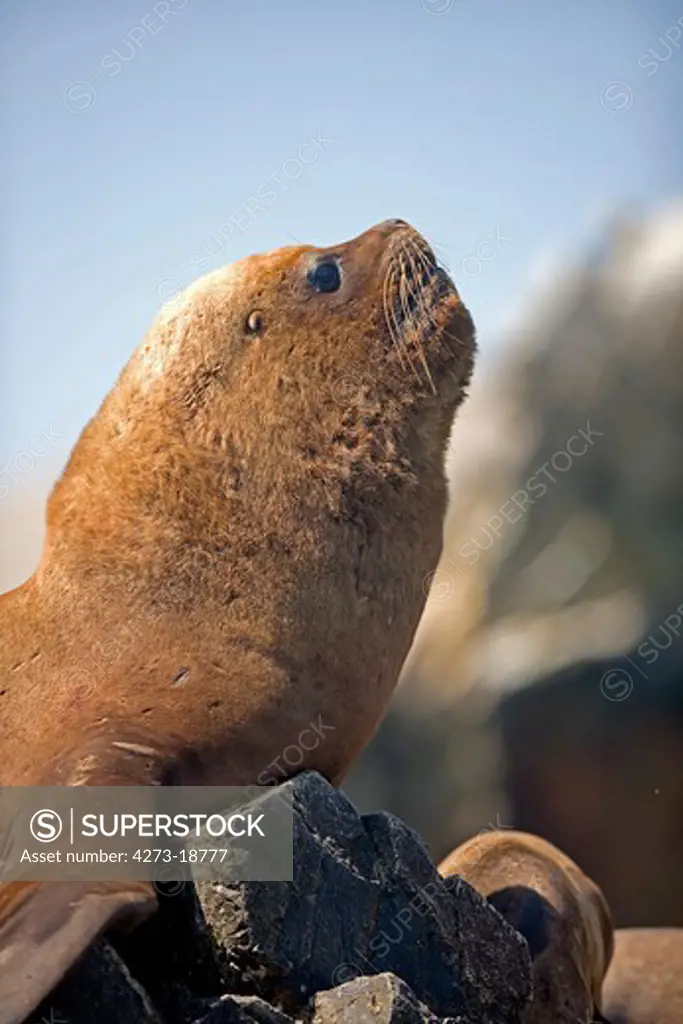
[1,0,682,466]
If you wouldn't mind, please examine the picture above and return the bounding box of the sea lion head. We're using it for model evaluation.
[129,218,472,482]
[48,219,475,549]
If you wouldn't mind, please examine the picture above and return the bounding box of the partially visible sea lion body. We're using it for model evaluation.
[0,219,476,1023]
[438,830,614,1023]
[602,928,683,1024]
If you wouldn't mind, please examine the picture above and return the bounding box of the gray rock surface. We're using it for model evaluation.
[195,977,450,1023]
[310,973,447,1023]
[194,995,295,1023]
[28,772,531,1024]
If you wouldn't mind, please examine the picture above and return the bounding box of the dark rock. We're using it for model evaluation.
[310,973,445,1023]
[112,881,225,1023]
[197,772,530,1022]
[194,995,295,1023]
[29,940,159,1024]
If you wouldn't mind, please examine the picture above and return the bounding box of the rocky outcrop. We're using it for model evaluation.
[30,773,531,1024]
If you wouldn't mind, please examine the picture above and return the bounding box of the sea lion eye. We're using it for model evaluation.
[246,310,264,334]
[307,259,342,293]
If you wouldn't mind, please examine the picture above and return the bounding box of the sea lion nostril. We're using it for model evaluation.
[375,218,413,237]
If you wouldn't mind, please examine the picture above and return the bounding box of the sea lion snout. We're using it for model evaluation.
[346,217,436,269]
[256,219,470,403]
[330,217,428,271]
[357,217,414,242]
[366,217,438,269]
[376,217,411,231]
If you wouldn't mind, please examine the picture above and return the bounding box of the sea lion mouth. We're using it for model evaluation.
[382,230,460,393]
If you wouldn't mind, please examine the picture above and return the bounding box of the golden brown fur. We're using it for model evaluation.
[602,928,683,1023]
[439,830,614,1023]
[0,220,475,1022]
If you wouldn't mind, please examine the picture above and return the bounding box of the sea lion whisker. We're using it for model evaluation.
[397,254,423,384]
[405,239,447,364]
[392,244,432,388]
[383,262,410,370]
[382,264,402,356]
[405,237,439,315]
[401,249,428,377]
[400,247,436,393]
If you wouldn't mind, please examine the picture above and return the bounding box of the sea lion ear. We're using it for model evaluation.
[0,879,156,1024]
[246,310,264,335]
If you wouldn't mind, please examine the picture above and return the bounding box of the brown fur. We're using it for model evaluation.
[0,220,475,1022]
[602,928,683,1024]
[439,830,614,1023]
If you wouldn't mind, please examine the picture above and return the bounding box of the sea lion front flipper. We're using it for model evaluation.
[0,879,156,1024]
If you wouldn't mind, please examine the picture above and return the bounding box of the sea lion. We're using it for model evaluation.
[0,219,476,1023]
[438,830,614,1023]
[601,927,683,1024]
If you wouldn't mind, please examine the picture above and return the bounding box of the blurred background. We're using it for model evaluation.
[1,0,682,927]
